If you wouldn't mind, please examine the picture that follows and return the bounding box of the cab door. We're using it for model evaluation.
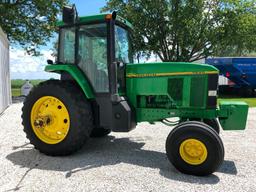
[77,23,109,93]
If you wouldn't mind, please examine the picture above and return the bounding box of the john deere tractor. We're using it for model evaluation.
[22,6,249,176]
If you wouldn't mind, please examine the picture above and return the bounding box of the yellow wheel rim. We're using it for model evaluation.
[30,96,70,144]
[179,139,208,165]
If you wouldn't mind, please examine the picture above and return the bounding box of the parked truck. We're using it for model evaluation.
[206,57,256,96]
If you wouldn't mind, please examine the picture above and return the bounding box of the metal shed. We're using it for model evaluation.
[0,26,11,114]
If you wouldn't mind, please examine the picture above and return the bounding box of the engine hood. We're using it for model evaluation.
[126,62,219,78]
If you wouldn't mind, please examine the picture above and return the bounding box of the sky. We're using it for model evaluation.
[10,0,107,80]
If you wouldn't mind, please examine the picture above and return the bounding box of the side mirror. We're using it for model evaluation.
[47,59,53,65]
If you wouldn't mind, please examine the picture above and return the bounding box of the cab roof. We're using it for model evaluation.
[57,13,133,30]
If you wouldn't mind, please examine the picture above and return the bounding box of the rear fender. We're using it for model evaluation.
[45,64,95,99]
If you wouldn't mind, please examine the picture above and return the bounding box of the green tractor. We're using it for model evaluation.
[22,6,248,176]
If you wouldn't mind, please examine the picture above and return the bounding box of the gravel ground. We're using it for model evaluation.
[0,103,255,192]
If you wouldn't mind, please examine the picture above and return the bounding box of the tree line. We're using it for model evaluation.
[1,0,256,61]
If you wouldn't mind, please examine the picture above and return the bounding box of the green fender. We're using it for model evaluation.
[45,64,95,99]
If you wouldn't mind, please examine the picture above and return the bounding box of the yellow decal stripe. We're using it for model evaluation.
[126,71,218,78]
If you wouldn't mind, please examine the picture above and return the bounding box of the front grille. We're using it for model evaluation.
[168,74,216,109]
[190,76,206,107]
[168,78,183,103]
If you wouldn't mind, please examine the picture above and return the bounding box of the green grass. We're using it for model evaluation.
[12,88,21,97]
[11,79,44,89]
[11,79,44,97]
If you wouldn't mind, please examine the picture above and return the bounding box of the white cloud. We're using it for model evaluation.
[10,48,59,79]
[145,55,161,63]
[10,48,54,73]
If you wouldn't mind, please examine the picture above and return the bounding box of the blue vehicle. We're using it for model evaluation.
[205,57,256,96]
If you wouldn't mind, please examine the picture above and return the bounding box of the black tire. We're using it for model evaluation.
[180,118,220,134]
[90,128,111,138]
[22,80,93,156]
[203,119,220,134]
[166,121,224,176]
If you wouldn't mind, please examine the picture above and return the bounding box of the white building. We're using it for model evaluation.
[0,26,11,114]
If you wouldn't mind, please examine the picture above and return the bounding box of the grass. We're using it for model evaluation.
[12,88,21,97]
[11,79,43,89]
[11,79,44,97]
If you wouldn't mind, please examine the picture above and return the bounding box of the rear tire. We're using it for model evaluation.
[22,80,93,156]
[90,128,111,138]
[166,121,224,176]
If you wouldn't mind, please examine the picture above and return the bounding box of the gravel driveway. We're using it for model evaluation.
[0,103,255,192]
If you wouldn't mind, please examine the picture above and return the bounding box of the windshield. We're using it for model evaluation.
[115,25,133,64]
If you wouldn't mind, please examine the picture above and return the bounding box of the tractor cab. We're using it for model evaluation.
[53,7,136,132]
[58,10,133,94]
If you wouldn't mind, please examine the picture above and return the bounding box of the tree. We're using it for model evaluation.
[0,0,68,55]
[102,0,256,62]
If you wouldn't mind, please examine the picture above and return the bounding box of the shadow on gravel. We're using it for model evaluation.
[6,135,237,186]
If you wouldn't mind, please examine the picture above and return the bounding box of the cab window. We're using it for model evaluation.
[59,27,75,64]
[78,23,109,93]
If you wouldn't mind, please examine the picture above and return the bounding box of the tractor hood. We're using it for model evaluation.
[126,62,219,78]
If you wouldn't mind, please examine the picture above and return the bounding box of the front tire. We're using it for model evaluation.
[166,121,224,176]
[22,80,93,156]
[204,119,220,134]
[180,118,220,134]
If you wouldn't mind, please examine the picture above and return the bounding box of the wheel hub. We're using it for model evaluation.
[179,139,208,165]
[30,96,70,144]
[34,115,54,127]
